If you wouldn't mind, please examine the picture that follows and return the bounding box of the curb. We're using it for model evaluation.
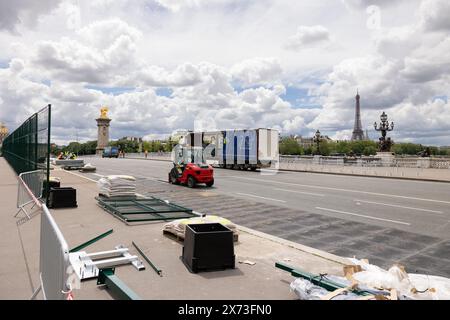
[236,225,352,266]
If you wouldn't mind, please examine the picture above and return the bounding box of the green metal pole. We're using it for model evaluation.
[69,229,113,253]
[132,241,162,276]
[46,104,51,207]
[97,268,141,300]
[275,262,371,296]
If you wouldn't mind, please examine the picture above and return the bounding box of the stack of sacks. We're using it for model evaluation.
[97,175,136,198]
[163,215,238,241]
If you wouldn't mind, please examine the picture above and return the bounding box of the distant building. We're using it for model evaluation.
[0,122,9,146]
[121,136,142,143]
[293,134,332,149]
[171,130,192,144]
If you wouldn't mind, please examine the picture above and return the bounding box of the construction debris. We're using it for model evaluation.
[278,258,450,300]
[132,241,163,277]
[97,175,136,198]
[238,260,256,266]
[80,163,96,172]
[69,244,145,281]
[347,258,450,300]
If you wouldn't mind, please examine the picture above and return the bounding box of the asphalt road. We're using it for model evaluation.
[75,157,450,277]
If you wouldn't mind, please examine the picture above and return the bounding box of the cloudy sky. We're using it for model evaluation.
[0,0,449,145]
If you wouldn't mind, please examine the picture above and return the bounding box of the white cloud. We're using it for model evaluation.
[284,25,330,51]
[231,58,282,87]
[420,0,450,31]
[0,0,449,146]
[0,0,62,32]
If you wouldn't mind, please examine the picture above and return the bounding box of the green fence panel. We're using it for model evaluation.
[2,104,51,204]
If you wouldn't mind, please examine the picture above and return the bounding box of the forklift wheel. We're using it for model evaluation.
[169,173,179,185]
[187,176,196,188]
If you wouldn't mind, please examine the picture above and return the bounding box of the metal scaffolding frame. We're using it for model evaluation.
[95,196,197,224]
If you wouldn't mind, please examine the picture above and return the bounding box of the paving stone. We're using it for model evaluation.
[378,229,439,245]
[315,234,349,244]
[399,254,450,276]
[419,240,450,260]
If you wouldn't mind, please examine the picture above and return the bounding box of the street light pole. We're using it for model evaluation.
[313,130,322,155]
[374,111,394,152]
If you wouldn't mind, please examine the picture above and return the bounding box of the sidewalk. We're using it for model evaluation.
[0,158,347,299]
[0,158,39,299]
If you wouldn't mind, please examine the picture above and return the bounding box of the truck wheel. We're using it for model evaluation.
[187,176,196,188]
[206,179,214,187]
[251,166,257,171]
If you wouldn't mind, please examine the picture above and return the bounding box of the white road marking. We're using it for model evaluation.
[235,192,286,203]
[315,207,411,226]
[227,176,450,205]
[93,173,104,177]
[274,188,325,197]
[63,170,98,183]
[354,199,443,214]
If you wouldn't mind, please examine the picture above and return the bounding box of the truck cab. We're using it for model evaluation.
[102,146,119,158]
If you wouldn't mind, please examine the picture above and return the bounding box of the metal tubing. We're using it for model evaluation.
[86,248,129,260]
[97,268,141,300]
[93,256,139,269]
[69,229,113,253]
[132,241,162,276]
[275,262,371,296]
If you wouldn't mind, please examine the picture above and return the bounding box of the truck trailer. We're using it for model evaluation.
[178,128,279,170]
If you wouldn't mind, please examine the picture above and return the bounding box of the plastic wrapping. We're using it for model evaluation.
[289,278,360,300]
[347,258,450,300]
[97,175,136,197]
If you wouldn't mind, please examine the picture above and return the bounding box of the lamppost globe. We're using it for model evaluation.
[315,130,321,139]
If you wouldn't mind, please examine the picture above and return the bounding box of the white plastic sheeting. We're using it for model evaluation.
[97,175,136,198]
[348,258,450,300]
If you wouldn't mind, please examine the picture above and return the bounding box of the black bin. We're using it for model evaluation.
[182,223,235,273]
[43,178,61,198]
[48,187,77,208]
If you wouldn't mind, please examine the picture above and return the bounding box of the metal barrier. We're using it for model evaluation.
[14,167,74,299]
[15,170,44,220]
[31,204,73,300]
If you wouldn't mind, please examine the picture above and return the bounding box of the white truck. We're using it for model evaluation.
[179,128,279,170]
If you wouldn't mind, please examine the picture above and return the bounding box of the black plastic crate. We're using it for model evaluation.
[43,178,61,198]
[48,187,77,208]
[182,223,235,273]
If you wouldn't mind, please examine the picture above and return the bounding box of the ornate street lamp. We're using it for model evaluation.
[313,129,322,155]
[374,111,394,152]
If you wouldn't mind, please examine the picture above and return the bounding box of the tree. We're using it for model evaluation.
[318,140,331,156]
[363,145,377,156]
[392,143,424,155]
[279,137,303,155]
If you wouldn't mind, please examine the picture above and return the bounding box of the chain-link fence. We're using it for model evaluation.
[2,104,51,204]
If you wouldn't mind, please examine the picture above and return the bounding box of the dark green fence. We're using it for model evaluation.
[2,104,51,203]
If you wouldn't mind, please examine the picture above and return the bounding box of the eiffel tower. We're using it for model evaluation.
[351,90,365,141]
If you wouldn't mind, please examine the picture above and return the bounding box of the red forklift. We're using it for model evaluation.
[168,146,214,188]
